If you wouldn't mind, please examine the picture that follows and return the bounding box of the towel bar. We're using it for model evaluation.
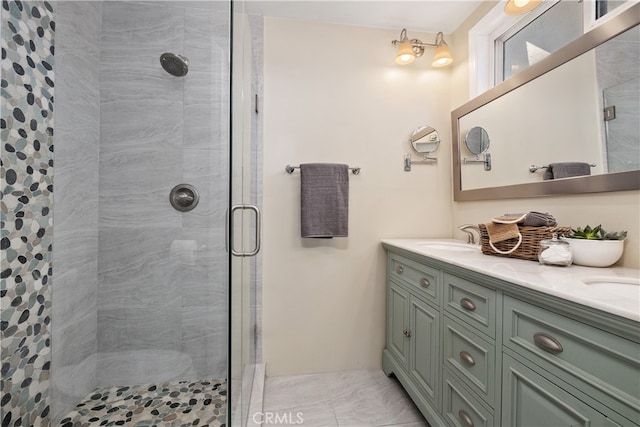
[286,165,361,175]
[529,163,596,173]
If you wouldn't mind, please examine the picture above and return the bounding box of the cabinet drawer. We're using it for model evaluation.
[503,296,640,421]
[390,254,440,305]
[502,353,621,427]
[443,315,496,406]
[443,369,494,427]
[444,274,496,338]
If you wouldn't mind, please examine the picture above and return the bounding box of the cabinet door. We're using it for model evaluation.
[409,295,440,407]
[502,354,620,427]
[388,281,410,368]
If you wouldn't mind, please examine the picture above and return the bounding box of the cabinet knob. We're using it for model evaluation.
[396,265,404,274]
[459,351,476,367]
[533,332,563,354]
[403,329,412,338]
[458,409,474,427]
[460,298,476,311]
[420,278,431,287]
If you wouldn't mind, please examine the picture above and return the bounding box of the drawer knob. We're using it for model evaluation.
[460,298,476,311]
[533,332,563,354]
[420,278,431,287]
[458,409,474,427]
[403,329,412,338]
[396,265,404,274]
[459,351,476,367]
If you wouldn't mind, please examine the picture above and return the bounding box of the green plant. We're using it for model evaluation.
[567,225,627,240]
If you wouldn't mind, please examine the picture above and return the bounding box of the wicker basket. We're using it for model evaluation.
[478,224,571,261]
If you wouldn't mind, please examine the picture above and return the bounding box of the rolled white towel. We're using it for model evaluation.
[540,245,572,265]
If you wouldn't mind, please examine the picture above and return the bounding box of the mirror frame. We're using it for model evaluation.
[452,3,640,201]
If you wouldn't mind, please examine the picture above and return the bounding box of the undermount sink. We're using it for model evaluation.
[581,276,640,289]
[578,276,640,304]
[417,241,480,253]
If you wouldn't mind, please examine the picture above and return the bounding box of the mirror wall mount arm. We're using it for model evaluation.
[463,153,492,171]
[452,3,640,201]
[404,153,437,172]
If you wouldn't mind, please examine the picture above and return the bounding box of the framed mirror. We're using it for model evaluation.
[452,3,640,201]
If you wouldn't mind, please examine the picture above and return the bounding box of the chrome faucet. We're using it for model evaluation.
[458,224,481,245]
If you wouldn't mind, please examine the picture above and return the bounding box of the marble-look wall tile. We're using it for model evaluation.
[1,1,55,425]
[52,311,97,370]
[54,1,101,51]
[51,1,101,422]
[184,8,229,152]
[96,349,197,388]
[97,227,182,297]
[98,148,183,227]
[182,148,228,229]
[50,353,97,423]
[182,307,228,379]
[51,230,98,327]
[179,227,228,308]
[97,307,182,353]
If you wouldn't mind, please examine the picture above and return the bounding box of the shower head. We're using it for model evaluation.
[160,53,189,77]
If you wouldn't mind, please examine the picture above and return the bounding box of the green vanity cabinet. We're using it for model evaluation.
[382,246,640,427]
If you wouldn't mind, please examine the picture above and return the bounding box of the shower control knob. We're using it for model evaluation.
[170,184,200,212]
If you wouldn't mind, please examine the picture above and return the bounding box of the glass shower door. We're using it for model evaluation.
[230,1,260,425]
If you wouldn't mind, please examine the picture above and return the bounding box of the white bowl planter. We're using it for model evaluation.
[562,238,625,267]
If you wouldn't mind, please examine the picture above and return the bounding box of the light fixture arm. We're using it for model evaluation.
[391,30,447,48]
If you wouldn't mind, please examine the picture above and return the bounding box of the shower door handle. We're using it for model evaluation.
[229,204,261,257]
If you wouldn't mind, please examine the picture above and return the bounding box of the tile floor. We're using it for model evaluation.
[261,370,428,427]
[58,379,227,427]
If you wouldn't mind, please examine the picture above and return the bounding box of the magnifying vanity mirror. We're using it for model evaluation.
[464,126,490,155]
[452,3,640,201]
[462,126,492,171]
[410,125,440,154]
[405,125,440,171]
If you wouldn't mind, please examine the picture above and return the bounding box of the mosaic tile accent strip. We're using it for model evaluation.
[1,1,55,426]
[59,379,227,427]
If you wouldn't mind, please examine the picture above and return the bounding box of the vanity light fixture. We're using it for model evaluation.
[504,0,542,15]
[391,29,453,67]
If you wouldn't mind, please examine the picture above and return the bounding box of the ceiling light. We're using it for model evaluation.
[391,29,453,67]
[504,0,542,15]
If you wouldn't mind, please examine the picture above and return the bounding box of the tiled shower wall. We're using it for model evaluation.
[96,1,230,386]
[50,1,101,421]
[1,1,55,426]
[596,24,640,173]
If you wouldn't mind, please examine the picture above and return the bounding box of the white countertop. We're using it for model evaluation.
[382,239,640,322]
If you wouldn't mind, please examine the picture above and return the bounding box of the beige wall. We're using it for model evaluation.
[262,18,453,375]
[450,2,640,268]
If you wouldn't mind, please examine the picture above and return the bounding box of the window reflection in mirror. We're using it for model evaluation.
[501,1,583,81]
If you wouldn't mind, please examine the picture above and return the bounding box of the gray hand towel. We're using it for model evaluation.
[300,163,349,238]
[543,162,592,180]
[524,211,557,227]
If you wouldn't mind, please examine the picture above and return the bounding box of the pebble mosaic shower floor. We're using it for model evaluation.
[58,379,227,427]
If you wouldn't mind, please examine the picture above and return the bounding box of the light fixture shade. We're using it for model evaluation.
[504,0,542,15]
[395,40,416,65]
[432,44,453,67]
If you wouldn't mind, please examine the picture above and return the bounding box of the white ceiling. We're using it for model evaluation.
[244,1,484,34]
